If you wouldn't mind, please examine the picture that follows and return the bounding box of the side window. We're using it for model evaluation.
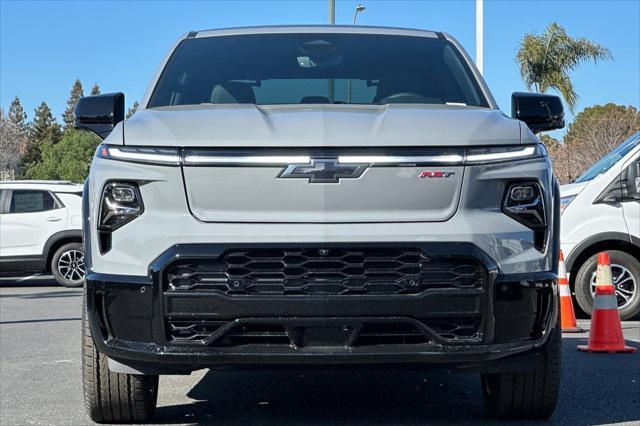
[9,190,57,214]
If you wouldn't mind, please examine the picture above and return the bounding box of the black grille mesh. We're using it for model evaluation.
[165,247,483,296]
[167,318,481,346]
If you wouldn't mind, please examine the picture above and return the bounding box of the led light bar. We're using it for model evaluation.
[95,144,544,166]
[183,154,311,166]
[338,155,464,164]
[96,144,180,165]
[465,145,539,164]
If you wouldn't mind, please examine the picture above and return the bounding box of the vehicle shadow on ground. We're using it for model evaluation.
[0,317,81,325]
[0,276,60,288]
[0,290,81,299]
[153,338,640,425]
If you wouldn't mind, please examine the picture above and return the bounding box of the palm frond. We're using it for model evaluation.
[541,70,578,112]
[515,22,611,110]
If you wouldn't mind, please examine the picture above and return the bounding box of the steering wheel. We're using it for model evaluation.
[379,92,431,104]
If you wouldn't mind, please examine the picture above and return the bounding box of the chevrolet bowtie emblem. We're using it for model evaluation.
[278,158,368,183]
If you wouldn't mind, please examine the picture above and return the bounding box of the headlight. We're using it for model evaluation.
[98,182,144,254]
[503,181,547,251]
[560,195,576,213]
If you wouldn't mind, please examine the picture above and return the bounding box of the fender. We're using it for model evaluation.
[565,231,637,272]
[42,229,83,269]
[550,179,561,274]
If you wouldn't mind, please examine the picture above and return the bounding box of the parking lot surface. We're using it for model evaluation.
[1,276,639,425]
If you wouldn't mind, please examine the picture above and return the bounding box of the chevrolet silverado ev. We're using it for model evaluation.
[76,26,565,422]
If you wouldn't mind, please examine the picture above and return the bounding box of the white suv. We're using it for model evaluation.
[0,180,85,287]
[560,132,640,320]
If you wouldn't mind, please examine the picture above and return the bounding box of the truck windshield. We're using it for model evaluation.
[148,33,489,108]
[574,132,640,183]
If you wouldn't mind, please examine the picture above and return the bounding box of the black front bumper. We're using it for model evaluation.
[86,243,558,373]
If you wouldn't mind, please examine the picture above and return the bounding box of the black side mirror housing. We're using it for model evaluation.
[74,93,125,139]
[511,92,565,134]
[595,162,640,205]
[623,161,640,201]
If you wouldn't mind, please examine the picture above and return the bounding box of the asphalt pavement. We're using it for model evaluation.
[1,275,639,426]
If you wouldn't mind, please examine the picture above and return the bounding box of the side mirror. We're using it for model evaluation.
[595,162,640,205]
[74,93,125,139]
[623,161,640,201]
[511,92,565,134]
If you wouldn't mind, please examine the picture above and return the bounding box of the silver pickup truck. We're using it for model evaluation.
[75,25,564,423]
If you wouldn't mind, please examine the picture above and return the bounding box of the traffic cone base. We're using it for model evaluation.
[557,250,583,333]
[559,285,583,333]
[578,252,636,354]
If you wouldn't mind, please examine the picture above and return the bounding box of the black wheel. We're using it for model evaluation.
[51,242,85,287]
[82,288,158,423]
[481,326,561,419]
[574,250,640,321]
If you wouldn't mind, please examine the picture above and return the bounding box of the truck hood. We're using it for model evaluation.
[122,104,523,147]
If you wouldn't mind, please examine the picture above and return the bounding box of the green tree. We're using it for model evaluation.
[29,101,61,143]
[62,79,84,129]
[90,83,101,95]
[22,101,62,170]
[24,129,101,182]
[516,23,611,112]
[126,101,139,119]
[7,96,28,134]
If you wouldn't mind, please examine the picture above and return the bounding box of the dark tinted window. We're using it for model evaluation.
[149,33,488,107]
[9,190,57,213]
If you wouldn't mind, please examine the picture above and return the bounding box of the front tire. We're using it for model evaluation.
[51,242,85,287]
[82,289,158,423]
[481,326,561,419]
[574,250,640,321]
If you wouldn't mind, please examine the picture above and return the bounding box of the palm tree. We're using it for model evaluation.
[516,23,612,112]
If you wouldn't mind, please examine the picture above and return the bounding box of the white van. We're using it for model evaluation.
[560,132,640,320]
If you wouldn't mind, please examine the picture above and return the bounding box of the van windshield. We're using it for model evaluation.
[574,132,640,183]
[148,33,489,108]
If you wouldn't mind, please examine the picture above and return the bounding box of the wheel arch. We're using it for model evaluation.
[566,232,640,290]
[43,230,83,272]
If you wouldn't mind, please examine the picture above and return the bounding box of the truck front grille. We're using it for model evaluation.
[164,247,483,296]
[166,317,482,346]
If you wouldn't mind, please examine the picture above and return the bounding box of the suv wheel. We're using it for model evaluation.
[51,242,85,287]
[481,326,560,419]
[82,289,158,423]
[574,250,640,321]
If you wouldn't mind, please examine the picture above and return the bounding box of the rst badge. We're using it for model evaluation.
[419,171,455,178]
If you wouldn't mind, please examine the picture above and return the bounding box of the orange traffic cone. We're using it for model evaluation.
[558,250,583,333]
[578,252,636,353]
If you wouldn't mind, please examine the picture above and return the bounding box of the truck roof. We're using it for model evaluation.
[191,25,441,40]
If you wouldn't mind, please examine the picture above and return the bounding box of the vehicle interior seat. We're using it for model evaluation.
[300,96,331,104]
[210,82,256,104]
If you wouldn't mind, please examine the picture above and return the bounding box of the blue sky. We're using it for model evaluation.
[1,0,638,137]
